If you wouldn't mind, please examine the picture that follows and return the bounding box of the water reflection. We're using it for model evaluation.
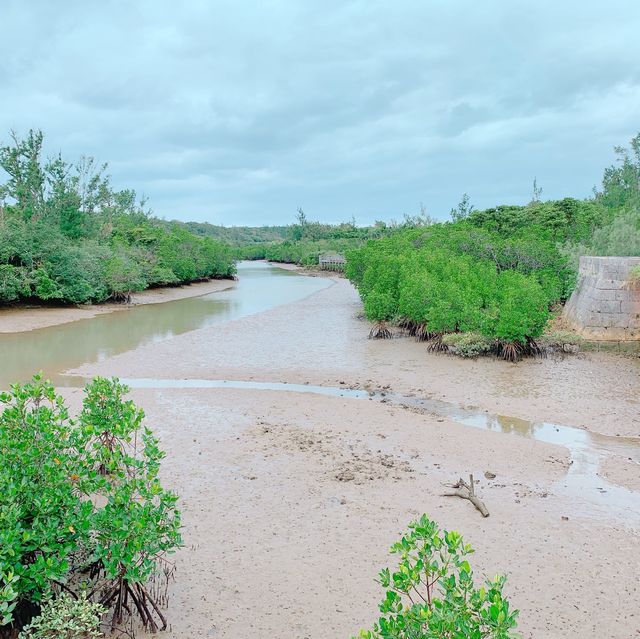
[0,262,331,388]
[87,377,640,518]
[82,376,640,478]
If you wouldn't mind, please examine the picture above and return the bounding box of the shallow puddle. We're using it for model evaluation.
[68,376,640,518]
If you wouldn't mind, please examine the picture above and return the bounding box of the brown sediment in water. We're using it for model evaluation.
[0,278,236,333]
[53,274,640,638]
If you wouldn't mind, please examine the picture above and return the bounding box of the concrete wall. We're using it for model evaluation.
[563,256,640,340]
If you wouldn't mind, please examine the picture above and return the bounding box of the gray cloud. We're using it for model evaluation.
[1,0,639,225]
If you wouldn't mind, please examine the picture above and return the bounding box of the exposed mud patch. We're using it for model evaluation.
[249,421,414,485]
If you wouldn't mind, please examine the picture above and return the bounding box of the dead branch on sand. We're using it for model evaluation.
[442,474,490,517]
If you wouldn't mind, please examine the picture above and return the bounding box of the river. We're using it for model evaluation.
[0,261,330,388]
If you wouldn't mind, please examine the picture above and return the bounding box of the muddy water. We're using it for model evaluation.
[0,262,331,388]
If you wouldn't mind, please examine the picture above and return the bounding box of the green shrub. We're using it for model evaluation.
[347,227,552,356]
[354,515,519,639]
[103,245,147,301]
[38,243,110,304]
[589,209,640,257]
[0,264,31,302]
[0,375,181,633]
[361,255,403,323]
[441,332,493,358]
[482,271,550,344]
[597,132,640,211]
[0,129,236,305]
[18,594,105,639]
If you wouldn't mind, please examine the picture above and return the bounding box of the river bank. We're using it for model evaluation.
[71,277,640,440]
[0,278,236,333]
[265,260,338,277]
[57,269,640,638]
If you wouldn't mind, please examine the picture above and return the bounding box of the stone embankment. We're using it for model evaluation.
[563,256,640,340]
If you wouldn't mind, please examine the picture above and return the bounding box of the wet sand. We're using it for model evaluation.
[62,277,640,638]
[0,278,236,333]
[73,279,640,439]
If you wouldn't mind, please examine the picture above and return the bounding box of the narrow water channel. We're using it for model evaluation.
[0,262,331,388]
[105,377,640,517]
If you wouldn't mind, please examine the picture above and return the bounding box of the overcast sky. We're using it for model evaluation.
[1,1,639,226]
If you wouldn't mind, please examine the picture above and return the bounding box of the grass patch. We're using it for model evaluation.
[441,332,493,358]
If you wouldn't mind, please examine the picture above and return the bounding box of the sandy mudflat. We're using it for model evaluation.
[60,275,640,638]
[72,279,640,439]
[267,260,335,277]
[0,279,235,333]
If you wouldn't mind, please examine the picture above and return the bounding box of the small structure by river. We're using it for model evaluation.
[563,256,640,340]
[318,254,346,271]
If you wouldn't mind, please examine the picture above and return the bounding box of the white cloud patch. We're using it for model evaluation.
[1,0,639,224]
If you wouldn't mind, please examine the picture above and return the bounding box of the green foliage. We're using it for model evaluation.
[220,210,425,266]
[482,271,550,343]
[0,378,81,614]
[588,209,640,256]
[404,251,496,334]
[0,129,236,305]
[441,332,493,358]
[597,133,640,211]
[0,130,46,220]
[79,379,181,587]
[179,221,292,244]
[347,224,554,350]
[181,211,426,252]
[260,237,366,267]
[342,150,640,354]
[562,208,640,266]
[362,255,403,322]
[450,193,474,222]
[103,245,146,301]
[355,515,519,639]
[556,133,640,260]
[462,198,609,245]
[0,264,31,302]
[237,219,395,267]
[43,242,110,303]
[0,375,181,632]
[345,133,640,355]
[18,594,105,639]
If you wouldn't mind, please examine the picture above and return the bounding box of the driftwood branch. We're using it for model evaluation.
[442,474,490,517]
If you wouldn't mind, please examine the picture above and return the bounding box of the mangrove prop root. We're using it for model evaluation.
[496,337,544,362]
[100,586,120,608]
[415,323,435,342]
[139,583,168,631]
[500,342,520,362]
[426,334,447,352]
[127,584,151,630]
[398,318,417,335]
[442,474,490,517]
[99,576,167,633]
[526,337,544,357]
[369,322,393,339]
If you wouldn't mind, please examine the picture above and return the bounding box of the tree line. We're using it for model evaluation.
[345,133,640,358]
[0,130,235,305]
